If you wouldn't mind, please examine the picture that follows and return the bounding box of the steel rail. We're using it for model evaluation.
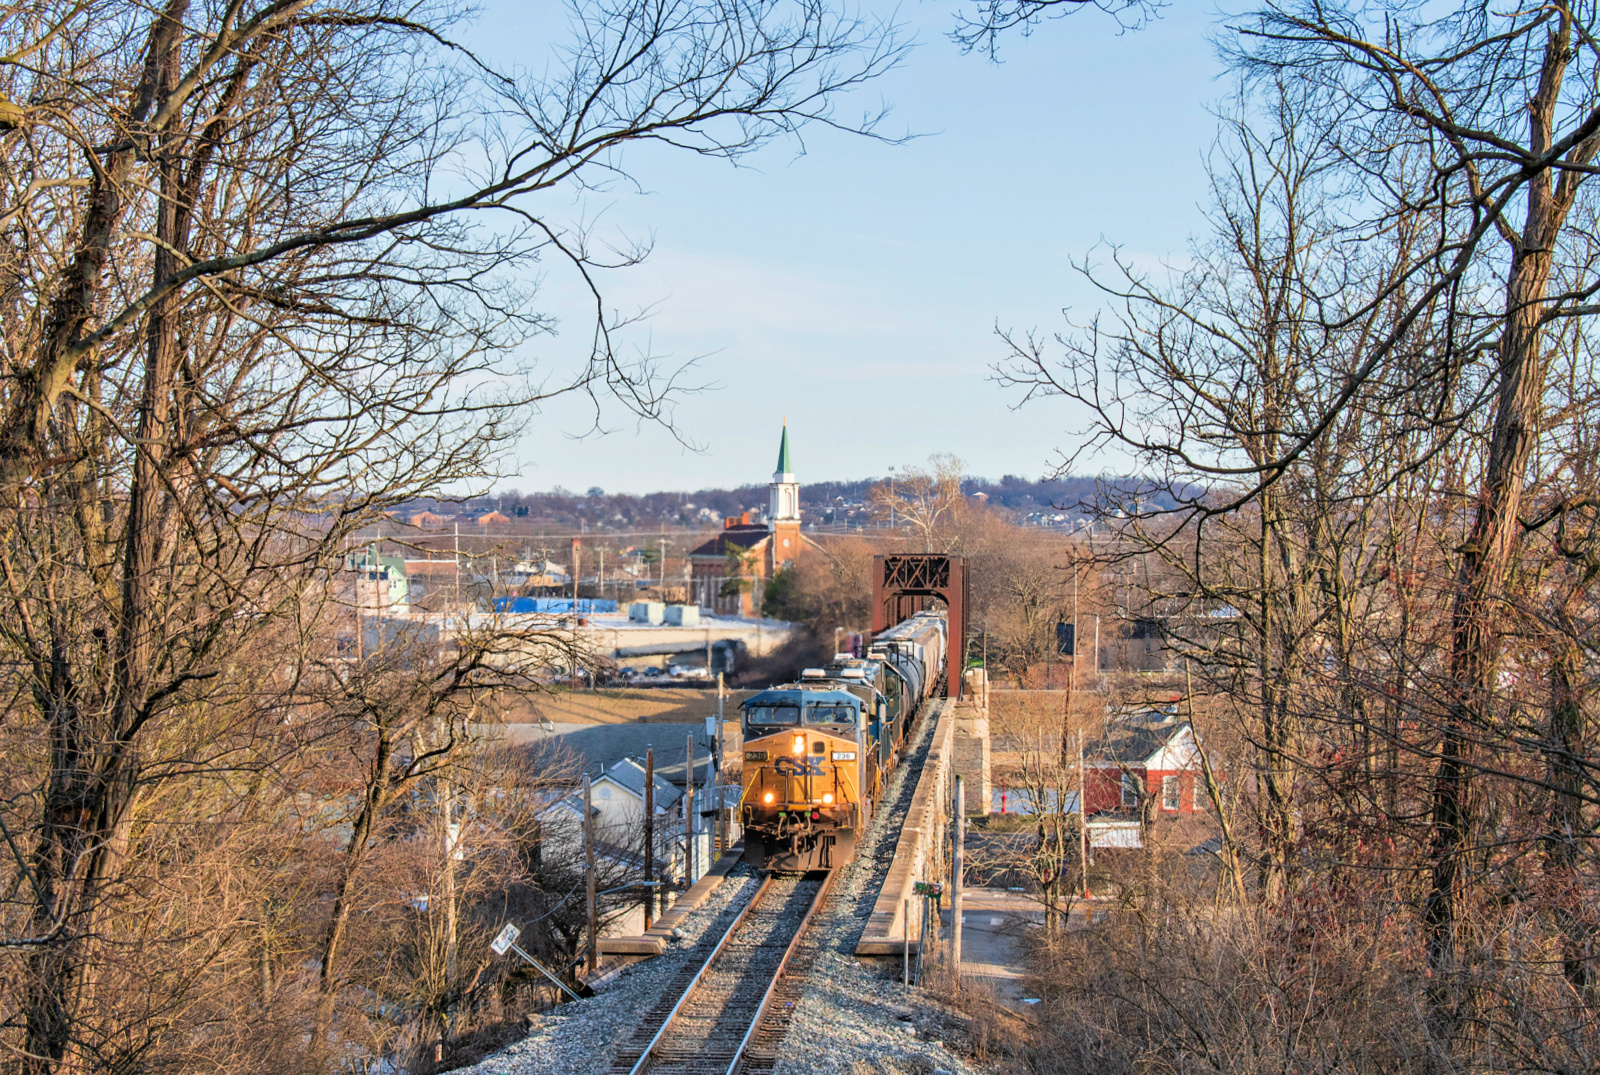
[720,869,835,1075]
[624,875,775,1075]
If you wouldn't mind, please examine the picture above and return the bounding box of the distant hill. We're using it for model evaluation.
[397,474,1167,533]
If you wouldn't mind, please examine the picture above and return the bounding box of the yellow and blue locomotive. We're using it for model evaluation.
[739,611,947,871]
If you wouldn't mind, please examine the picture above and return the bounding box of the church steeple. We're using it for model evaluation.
[769,421,800,527]
[774,423,793,480]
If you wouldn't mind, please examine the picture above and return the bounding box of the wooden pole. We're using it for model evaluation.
[1063,557,1077,766]
[1092,614,1100,693]
[903,897,911,987]
[583,775,597,974]
[643,748,655,929]
[685,732,696,885]
[1079,733,1090,899]
[951,775,964,978]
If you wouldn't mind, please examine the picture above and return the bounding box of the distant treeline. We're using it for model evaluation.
[402,474,1178,532]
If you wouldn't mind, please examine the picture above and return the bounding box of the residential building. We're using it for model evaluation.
[345,546,408,611]
[1081,706,1207,816]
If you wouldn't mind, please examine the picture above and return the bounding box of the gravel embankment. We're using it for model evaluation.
[458,704,989,1075]
[766,705,986,1075]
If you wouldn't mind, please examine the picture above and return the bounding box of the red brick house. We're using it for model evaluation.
[688,424,818,617]
[1082,708,1207,816]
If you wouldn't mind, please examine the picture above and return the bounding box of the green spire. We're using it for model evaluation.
[775,422,792,475]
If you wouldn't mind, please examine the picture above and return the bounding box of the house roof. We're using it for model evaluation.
[404,559,458,577]
[688,525,771,559]
[350,548,407,577]
[600,756,684,810]
[1089,711,1193,766]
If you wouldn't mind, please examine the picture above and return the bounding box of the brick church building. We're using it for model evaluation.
[688,425,818,617]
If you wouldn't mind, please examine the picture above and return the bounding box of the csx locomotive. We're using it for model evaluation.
[739,611,948,871]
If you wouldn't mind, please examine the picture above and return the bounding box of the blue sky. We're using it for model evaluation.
[470,2,1230,494]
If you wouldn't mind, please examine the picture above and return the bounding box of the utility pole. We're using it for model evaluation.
[354,545,365,662]
[951,774,964,979]
[643,748,655,930]
[1092,614,1100,693]
[1062,556,1078,768]
[685,733,696,885]
[453,522,460,609]
[583,774,597,975]
[1079,733,1090,899]
[715,673,726,855]
[903,897,911,988]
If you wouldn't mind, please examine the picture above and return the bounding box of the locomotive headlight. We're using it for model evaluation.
[792,735,805,755]
[822,793,834,804]
[763,792,775,804]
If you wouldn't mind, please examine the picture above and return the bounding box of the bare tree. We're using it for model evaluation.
[0,1,905,1071]
[869,453,971,552]
[984,6,1600,1068]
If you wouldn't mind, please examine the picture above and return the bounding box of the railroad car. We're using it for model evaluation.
[739,611,948,871]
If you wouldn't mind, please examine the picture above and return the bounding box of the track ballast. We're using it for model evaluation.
[612,871,833,1075]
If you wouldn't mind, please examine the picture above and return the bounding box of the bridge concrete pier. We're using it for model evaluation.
[953,668,991,817]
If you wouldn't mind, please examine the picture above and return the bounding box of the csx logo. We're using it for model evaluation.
[775,757,825,776]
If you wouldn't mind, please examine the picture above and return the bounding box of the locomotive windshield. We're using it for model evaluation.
[745,704,799,726]
[806,703,856,725]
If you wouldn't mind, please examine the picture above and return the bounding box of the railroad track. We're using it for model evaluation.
[612,870,834,1075]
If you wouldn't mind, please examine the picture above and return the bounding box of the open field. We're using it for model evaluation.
[498,687,757,726]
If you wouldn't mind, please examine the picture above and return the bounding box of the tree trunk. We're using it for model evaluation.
[1424,23,1570,1041]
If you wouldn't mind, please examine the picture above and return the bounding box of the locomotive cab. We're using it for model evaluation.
[739,686,865,871]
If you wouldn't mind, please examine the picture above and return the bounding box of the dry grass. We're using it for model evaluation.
[495,687,757,725]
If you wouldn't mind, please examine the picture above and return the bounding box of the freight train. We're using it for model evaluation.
[738,611,948,871]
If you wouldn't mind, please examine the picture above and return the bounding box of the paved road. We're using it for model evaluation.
[942,887,1044,1000]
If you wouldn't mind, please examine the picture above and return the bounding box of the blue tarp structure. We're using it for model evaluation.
[492,597,618,614]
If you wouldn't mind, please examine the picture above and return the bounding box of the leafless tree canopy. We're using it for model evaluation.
[987,4,1600,1072]
[0,1,903,1071]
